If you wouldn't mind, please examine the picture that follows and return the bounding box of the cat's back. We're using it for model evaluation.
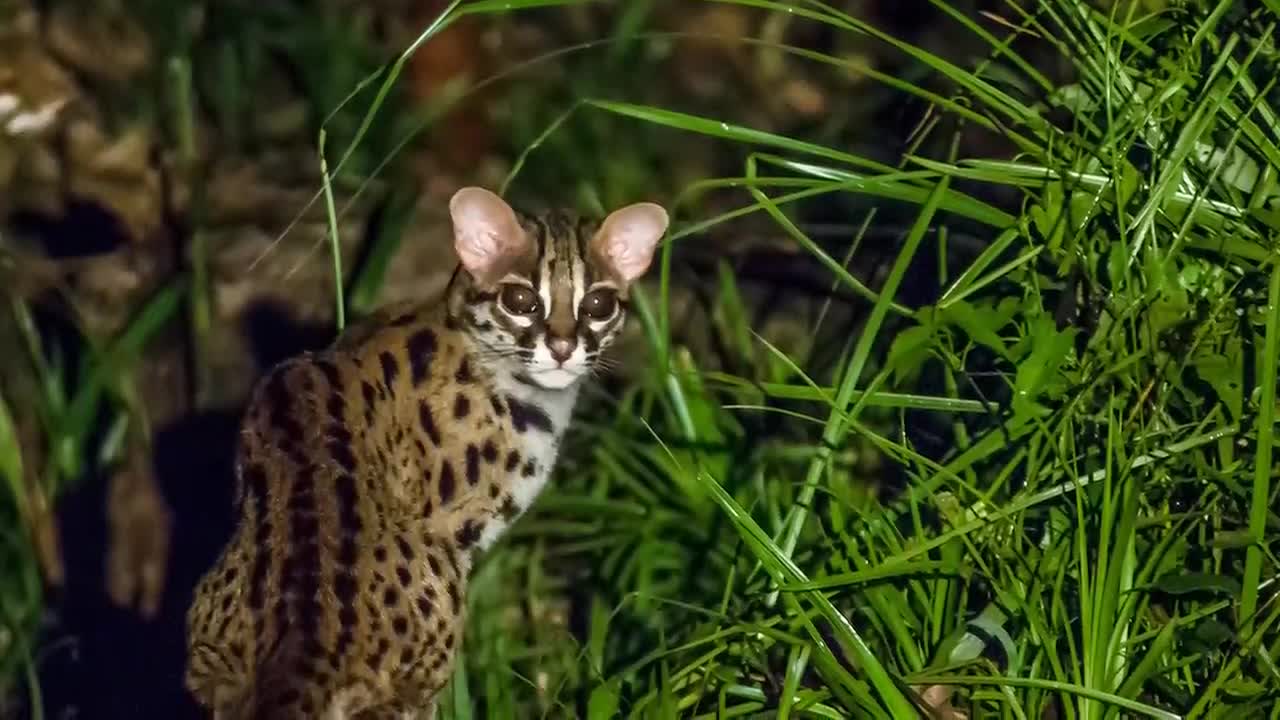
[185,302,466,713]
[239,299,454,464]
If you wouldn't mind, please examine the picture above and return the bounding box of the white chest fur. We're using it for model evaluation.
[475,372,580,551]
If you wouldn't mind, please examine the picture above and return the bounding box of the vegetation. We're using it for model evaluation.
[4,0,1280,717]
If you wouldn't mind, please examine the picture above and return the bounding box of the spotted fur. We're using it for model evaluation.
[184,188,667,719]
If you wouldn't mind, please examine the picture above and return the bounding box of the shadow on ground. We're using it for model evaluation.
[37,408,238,720]
[29,302,335,720]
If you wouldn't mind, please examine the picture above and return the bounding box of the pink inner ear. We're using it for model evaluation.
[449,187,524,280]
[599,203,669,283]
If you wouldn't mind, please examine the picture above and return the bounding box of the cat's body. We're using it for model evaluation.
[184,188,668,719]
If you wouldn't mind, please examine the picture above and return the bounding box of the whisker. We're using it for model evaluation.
[588,354,622,372]
[587,358,623,378]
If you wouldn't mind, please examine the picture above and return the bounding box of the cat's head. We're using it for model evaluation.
[446,186,669,391]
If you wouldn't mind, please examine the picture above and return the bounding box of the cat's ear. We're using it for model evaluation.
[449,187,528,283]
[594,202,669,284]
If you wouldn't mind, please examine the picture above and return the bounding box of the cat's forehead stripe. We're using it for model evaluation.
[530,216,547,290]
[570,229,586,316]
[534,210,587,322]
[536,215,556,317]
[551,220,574,321]
[577,217,597,288]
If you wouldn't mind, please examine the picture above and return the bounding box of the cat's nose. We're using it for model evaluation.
[547,336,576,364]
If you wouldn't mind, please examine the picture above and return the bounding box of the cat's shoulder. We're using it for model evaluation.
[331,300,448,352]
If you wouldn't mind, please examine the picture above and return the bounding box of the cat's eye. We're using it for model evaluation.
[500,284,540,315]
[580,288,618,320]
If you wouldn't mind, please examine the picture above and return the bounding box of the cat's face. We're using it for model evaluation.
[447,187,669,391]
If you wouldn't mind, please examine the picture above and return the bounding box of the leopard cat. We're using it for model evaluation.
[184,187,669,719]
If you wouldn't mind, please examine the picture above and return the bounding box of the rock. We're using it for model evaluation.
[65,120,165,244]
[45,3,151,86]
[0,10,78,216]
